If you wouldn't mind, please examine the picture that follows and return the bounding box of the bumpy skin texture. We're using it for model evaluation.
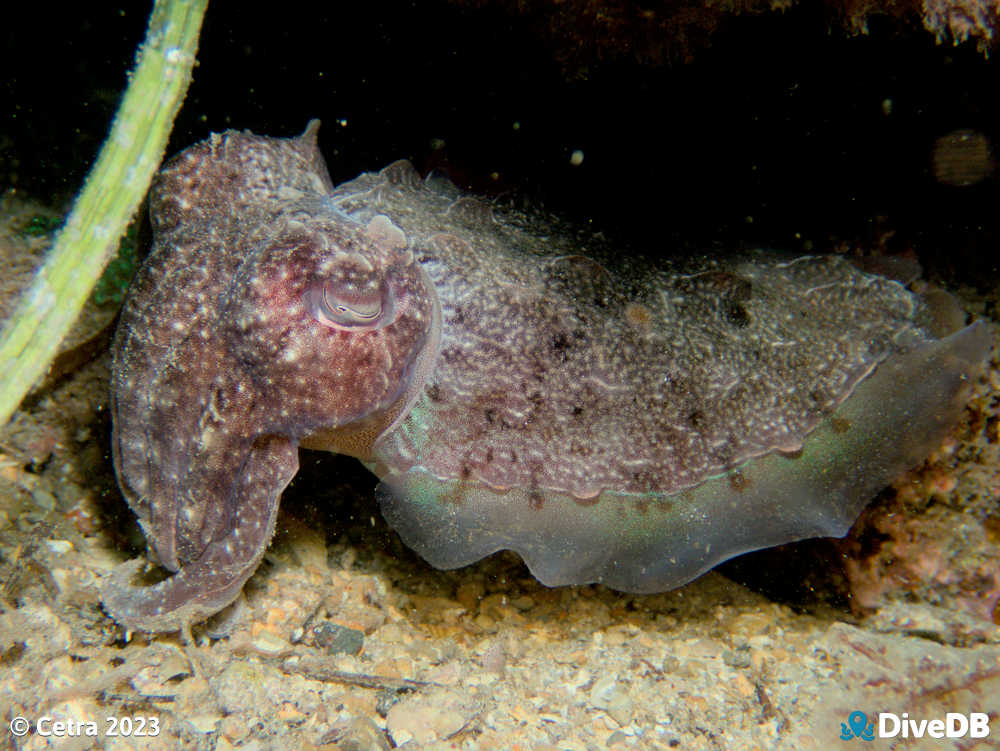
[104,123,437,630]
[103,122,990,631]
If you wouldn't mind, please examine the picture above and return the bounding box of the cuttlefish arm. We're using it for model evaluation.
[101,435,298,632]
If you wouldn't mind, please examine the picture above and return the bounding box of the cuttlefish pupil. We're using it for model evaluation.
[305,279,394,331]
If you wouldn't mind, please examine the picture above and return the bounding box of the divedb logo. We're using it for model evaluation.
[840,710,991,741]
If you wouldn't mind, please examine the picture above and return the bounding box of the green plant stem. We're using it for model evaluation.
[0,0,209,426]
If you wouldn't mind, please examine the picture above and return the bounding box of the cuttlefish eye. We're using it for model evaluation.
[304,267,401,331]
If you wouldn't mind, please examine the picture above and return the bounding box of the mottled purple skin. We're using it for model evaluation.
[103,123,438,630]
[102,121,989,632]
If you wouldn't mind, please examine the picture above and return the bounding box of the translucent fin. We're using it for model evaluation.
[378,322,990,593]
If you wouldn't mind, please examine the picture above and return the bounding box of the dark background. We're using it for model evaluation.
[4,0,999,286]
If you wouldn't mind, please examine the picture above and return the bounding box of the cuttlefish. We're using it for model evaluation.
[101,121,989,631]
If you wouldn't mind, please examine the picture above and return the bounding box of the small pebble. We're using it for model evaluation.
[455,580,485,611]
[607,730,629,747]
[590,676,634,726]
[386,689,472,744]
[722,646,752,669]
[187,713,222,734]
[44,539,73,555]
[510,595,535,611]
[320,716,392,751]
[251,630,290,654]
[312,621,365,655]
